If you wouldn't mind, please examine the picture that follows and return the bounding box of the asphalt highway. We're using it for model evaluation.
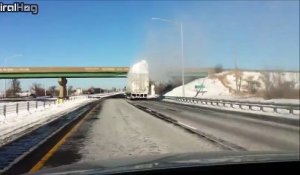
[40,98,299,171]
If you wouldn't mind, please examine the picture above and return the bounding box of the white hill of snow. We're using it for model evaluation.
[166,77,232,98]
[165,70,299,103]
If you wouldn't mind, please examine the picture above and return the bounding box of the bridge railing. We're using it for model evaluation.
[163,96,300,115]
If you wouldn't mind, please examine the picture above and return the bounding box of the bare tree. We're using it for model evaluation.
[68,85,74,96]
[214,64,223,73]
[262,72,299,99]
[48,86,58,96]
[6,79,22,97]
[88,86,95,94]
[31,83,45,97]
[233,48,242,93]
[233,69,242,93]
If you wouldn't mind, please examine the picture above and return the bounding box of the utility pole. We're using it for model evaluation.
[233,48,241,93]
[44,84,47,96]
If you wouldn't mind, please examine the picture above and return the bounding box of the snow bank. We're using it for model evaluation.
[165,71,299,102]
[166,77,232,98]
[0,98,96,146]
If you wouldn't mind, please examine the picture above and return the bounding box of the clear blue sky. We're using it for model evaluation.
[0,0,299,91]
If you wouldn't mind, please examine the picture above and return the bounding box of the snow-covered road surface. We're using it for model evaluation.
[132,100,300,151]
[41,98,299,170]
[43,98,220,168]
[79,99,219,162]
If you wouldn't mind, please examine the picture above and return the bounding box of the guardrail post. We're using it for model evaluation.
[16,103,19,115]
[274,107,278,113]
[3,105,6,116]
[230,103,234,108]
[36,101,38,109]
[260,106,264,112]
[27,102,30,111]
[223,102,226,107]
[239,104,242,109]
[249,105,252,110]
[289,107,293,114]
[43,101,46,108]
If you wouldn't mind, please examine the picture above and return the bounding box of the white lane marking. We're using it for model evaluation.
[178,122,197,130]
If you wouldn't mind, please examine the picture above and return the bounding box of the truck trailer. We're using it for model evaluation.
[126,60,149,99]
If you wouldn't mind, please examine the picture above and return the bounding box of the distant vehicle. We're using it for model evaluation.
[126,60,149,99]
[29,94,36,98]
[16,91,31,97]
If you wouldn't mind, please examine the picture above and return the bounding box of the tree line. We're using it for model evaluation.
[3,79,113,98]
[4,79,75,98]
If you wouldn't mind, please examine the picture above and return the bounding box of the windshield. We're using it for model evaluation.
[0,0,299,174]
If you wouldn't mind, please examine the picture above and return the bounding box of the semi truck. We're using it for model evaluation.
[126,60,149,99]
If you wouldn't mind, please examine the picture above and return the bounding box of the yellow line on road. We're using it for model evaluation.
[29,103,98,173]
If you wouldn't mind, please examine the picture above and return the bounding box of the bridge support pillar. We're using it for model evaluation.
[58,77,67,103]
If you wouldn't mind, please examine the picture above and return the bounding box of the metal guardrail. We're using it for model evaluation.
[164,96,300,115]
[0,96,90,117]
[0,100,55,116]
[0,93,122,117]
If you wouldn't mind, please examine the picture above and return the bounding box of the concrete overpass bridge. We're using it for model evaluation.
[0,67,209,102]
[0,67,129,79]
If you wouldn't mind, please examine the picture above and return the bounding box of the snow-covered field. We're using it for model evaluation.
[165,71,299,104]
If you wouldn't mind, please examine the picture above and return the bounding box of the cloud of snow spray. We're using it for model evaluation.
[136,19,207,84]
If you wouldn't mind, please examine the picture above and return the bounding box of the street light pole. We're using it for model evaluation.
[4,58,7,98]
[152,18,185,97]
[180,22,185,97]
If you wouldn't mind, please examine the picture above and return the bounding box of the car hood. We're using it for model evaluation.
[33,151,299,175]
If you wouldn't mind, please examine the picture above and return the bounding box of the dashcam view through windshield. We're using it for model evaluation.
[0,1,299,174]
